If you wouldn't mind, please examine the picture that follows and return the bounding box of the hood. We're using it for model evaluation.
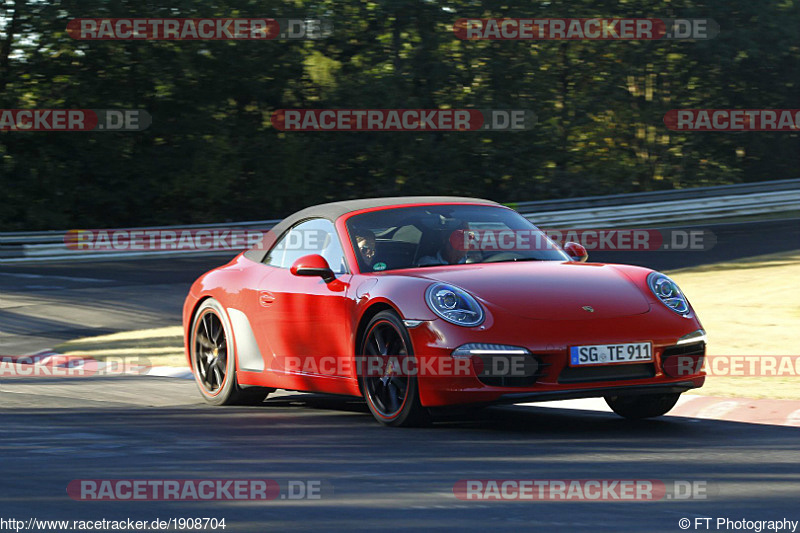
[409,261,651,320]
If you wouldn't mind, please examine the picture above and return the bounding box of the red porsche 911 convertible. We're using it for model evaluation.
[183,197,706,426]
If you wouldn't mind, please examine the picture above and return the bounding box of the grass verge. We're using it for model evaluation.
[667,250,800,400]
[54,326,186,367]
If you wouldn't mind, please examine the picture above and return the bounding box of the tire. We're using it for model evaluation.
[190,298,271,406]
[359,310,430,427]
[605,393,681,420]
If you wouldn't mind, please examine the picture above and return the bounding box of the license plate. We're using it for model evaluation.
[569,342,652,366]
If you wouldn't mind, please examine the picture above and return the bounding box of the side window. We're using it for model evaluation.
[264,219,346,274]
[263,232,289,268]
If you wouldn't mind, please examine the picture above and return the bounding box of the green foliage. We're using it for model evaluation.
[1,0,798,230]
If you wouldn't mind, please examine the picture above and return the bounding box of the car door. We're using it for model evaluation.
[253,218,353,385]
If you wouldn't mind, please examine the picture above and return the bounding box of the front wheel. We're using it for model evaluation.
[359,310,430,427]
[605,393,681,419]
[190,298,271,406]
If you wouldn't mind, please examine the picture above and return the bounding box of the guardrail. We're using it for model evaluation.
[2,179,799,263]
[524,189,800,227]
[511,178,800,212]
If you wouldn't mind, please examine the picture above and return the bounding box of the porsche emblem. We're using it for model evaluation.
[582,306,595,313]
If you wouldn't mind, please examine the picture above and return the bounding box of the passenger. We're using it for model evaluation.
[353,229,377,268]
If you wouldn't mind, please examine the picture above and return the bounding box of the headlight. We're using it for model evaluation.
[451,343,530,358]
[425,283,485,327]
[647,272,691,317]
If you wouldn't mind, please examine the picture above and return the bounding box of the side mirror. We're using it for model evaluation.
[564,242,588,262]
[290,254,335,282]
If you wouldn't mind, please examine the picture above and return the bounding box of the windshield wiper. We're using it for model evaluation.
[484,257,545,264]
[414,263,448,268]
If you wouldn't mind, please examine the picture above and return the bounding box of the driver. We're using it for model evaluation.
[417,229,470,266]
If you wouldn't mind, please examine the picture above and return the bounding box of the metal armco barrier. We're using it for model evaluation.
[2,179,798,263]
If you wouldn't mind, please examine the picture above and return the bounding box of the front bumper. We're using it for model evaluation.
[405,309,706,407]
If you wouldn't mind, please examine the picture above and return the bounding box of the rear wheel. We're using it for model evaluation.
[190,298,271,405]
[359,311,430,427]
[605,393,681,419]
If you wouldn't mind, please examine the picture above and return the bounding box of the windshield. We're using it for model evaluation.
[346,204,569,273]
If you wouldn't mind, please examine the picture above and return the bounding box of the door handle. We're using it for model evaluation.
[258,291,275,307]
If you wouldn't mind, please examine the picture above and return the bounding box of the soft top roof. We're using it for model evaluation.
[244,196,498,262]
[285,196,497,222]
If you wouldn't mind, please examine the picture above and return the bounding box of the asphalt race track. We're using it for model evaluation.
[2,377,800,532]
[1,217,799,532]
